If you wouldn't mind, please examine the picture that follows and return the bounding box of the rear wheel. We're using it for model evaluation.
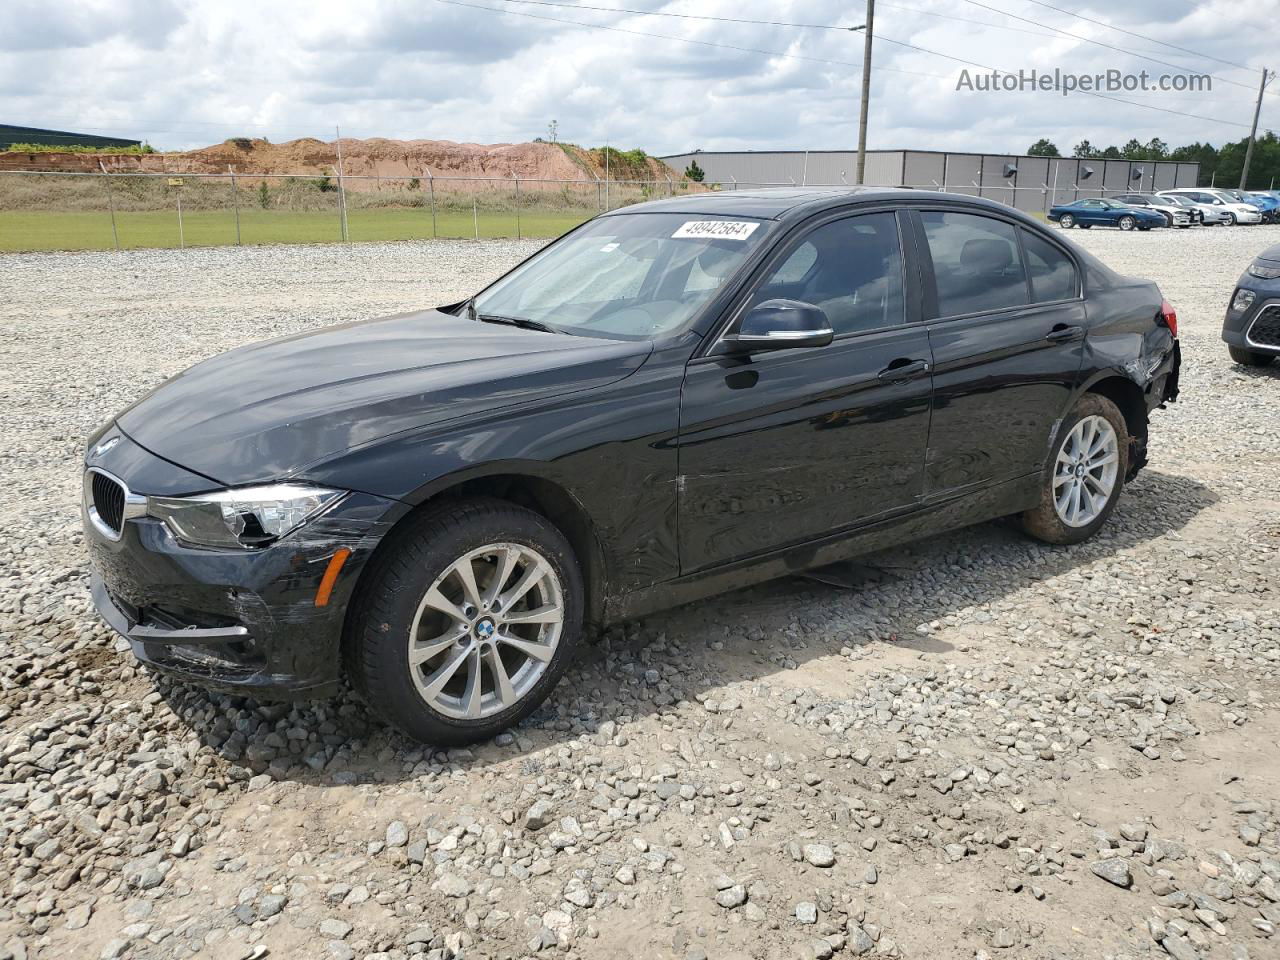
[1021,394,1128,545]
[1229,345,1274,367]
[1118,215,1137,231]
[347,498,584,745]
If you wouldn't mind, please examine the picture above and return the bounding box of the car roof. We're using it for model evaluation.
[601,186,1035,222]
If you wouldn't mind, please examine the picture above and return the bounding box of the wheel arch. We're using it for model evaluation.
[345,466,609,648]
[1077,372,1148,478]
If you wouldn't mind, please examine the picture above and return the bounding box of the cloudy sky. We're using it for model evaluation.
[1,0,1277,156]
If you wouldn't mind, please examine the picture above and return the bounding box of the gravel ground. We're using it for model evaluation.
[0,225,1278,960]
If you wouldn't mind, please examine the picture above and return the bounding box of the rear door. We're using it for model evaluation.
[676,209,934,572]
[910,208,1087,500]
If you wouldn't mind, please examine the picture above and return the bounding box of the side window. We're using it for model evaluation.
[751,212,905,336]
[1020,229,1079,303]
[921,211,1028,317]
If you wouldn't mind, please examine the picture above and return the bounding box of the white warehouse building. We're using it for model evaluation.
[659,149,1201,215]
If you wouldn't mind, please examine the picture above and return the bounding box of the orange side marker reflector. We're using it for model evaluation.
[314,548,352,607]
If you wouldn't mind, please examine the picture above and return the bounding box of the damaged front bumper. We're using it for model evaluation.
[83,430,406,700]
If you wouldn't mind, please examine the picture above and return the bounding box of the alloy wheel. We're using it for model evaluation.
[1053,415,1119,528]
[1060,214,1075,228]
[1119,216,1135,231]
[407,542,564,719]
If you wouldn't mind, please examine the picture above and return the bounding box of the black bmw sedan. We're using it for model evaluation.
[83,188,1181,744]
[1222,242,1280,367]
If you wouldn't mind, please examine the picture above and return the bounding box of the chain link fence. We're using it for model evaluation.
[2,168,1156,253]
[0,169,700,252]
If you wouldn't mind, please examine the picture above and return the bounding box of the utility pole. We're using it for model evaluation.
[334,125,350,243]
[855,0,875,185]
[1240,68,1275,190]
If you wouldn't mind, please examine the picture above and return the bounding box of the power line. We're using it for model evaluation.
[431,0,948,79]
[877,1,1070,40]
[1013,0,1255,72]
[497,0,1102,44]
[868,33,1253,129]
[955,0,1262,95]
[508,0,1274,108]
[498,0,1269,109]
[445,0,1254,130]
[489,0,863,31]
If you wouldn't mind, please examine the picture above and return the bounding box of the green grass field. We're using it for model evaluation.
[0,208,592,252]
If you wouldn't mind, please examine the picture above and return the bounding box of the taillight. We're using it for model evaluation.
[1160,299,1178,338]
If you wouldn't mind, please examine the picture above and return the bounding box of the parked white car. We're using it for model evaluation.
[1157,192,1229,225]
[1111,193,1194,228]
[1159,188,1262,225]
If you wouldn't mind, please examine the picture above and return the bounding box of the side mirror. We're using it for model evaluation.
[718,299,834,354]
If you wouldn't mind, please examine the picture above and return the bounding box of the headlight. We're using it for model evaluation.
[1232,289,1256,313]
[147,483,345,549]
[1248,261,1280,280]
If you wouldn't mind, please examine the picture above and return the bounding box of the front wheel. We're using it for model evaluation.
[1059,213,1075,228]
[1118,215,1137,231]
[1229,345,1274,367]
[1021,394,1128,545]
[1227,212,1238,225]
[347,498,585,745]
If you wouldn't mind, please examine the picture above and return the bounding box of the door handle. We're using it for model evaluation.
[1045,325,1084,343]
[877,358,930,381]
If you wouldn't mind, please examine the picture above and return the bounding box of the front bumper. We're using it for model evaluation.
[83,428,406,699]
[1223,284,1280,355]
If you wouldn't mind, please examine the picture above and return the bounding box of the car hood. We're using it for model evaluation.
[1258,243,1280,262]
[117,310,653,488]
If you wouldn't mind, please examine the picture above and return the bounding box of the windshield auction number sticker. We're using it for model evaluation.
[672,220,760,241]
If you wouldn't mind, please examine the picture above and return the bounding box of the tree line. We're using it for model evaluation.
[1026,133,1280,189]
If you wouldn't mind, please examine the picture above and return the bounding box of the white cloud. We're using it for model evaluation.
[0,0,1275,155]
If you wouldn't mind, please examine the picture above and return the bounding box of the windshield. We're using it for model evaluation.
[471,212,771,340]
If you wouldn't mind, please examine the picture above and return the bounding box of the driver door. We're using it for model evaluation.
[1076,199,1106,225]
[675,210,934,573]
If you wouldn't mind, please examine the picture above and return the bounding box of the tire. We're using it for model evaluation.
[1162,213,1175,227]
[1227,212,1238,225]
[1059,213,1075,228]
[1079,223,1092,229]
[1118,215,1136,231]
[1020,394,1129,546]
[347,497,585,745]
[1229,345,1274,367]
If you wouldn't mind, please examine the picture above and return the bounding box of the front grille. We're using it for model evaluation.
[1249,308,1280,349]
[91,472,126,534]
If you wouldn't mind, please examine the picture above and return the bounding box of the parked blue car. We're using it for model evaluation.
[1241,191,1280,223]
[1048,198,1167,231]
